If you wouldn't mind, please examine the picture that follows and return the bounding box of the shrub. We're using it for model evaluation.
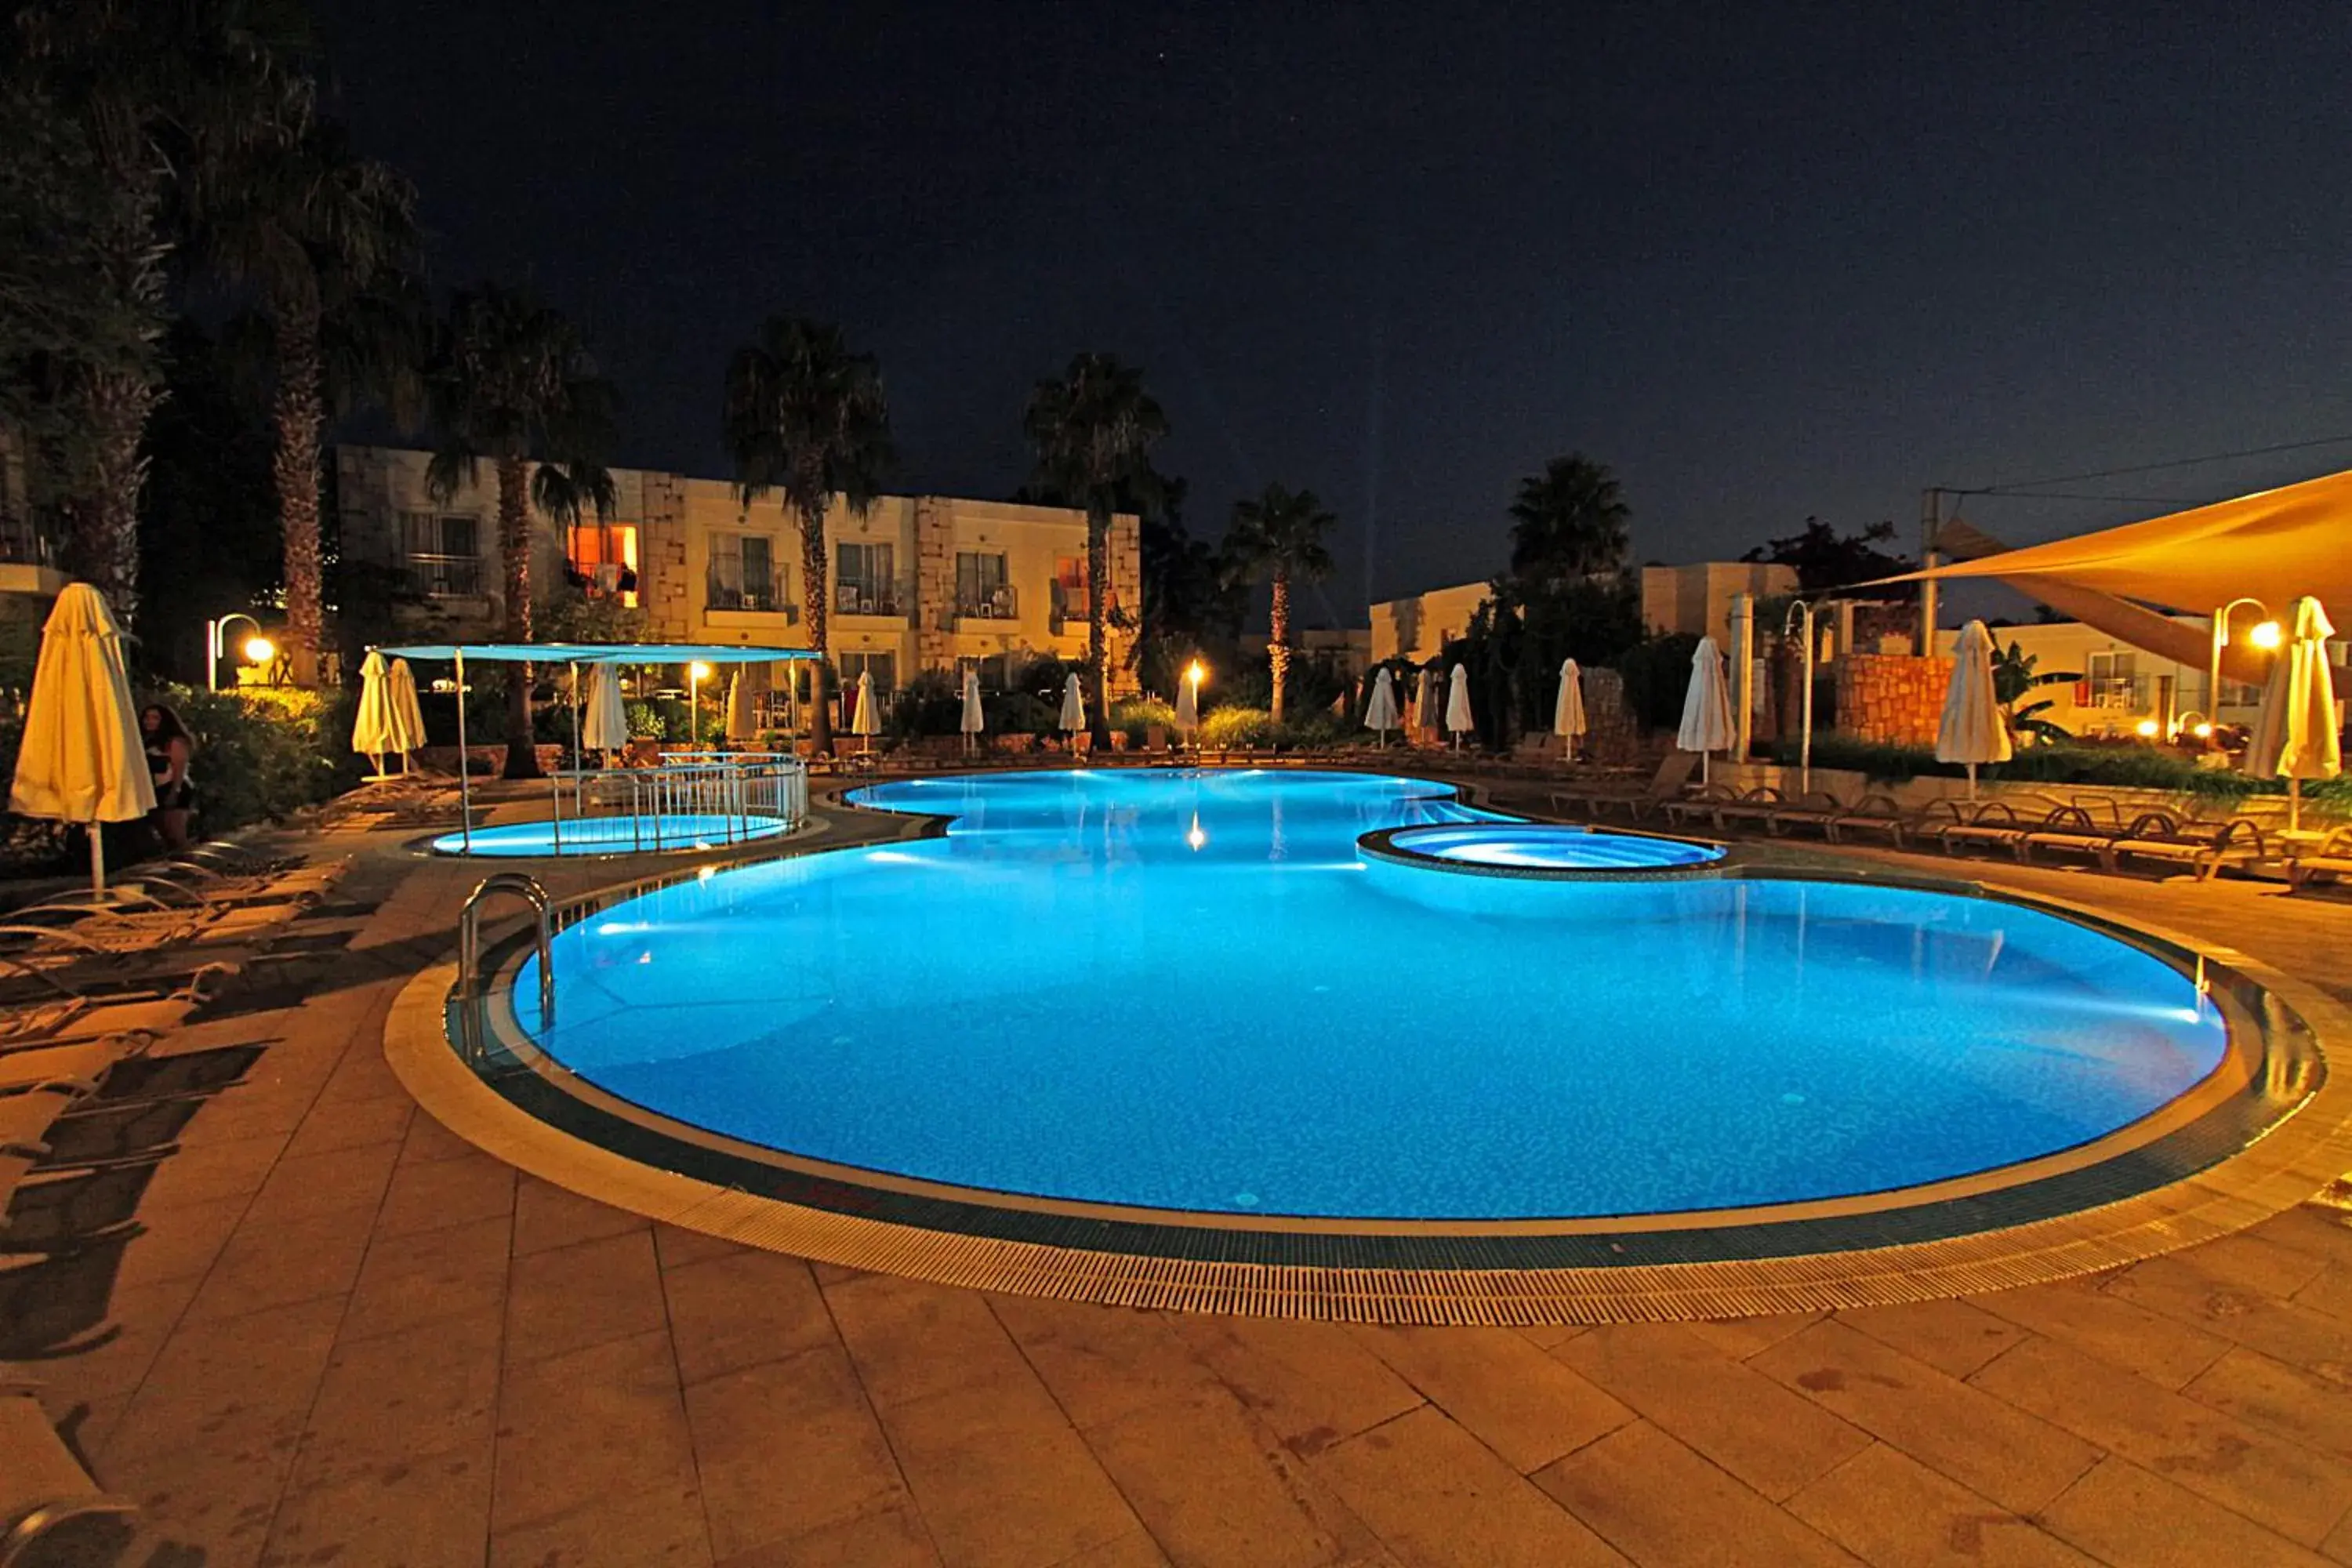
[1613,634,1702,731]
[888,670,963,739]
[1276,712,1348,749]
[169,684,357,832]
[624,698,690,742]
[1109,697,1176,746]
[1200,705,1275,749]
[1772,735,2263,799]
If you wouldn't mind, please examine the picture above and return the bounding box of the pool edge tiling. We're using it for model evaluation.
[383,805,2352,1323]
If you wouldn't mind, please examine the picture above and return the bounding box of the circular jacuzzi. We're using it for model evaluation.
[429,813,793,858]
[1363,821,1725,877]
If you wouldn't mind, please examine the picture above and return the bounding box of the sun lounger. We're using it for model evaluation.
[0,1038,142,1098]
[1552,751,1700,822]
[2104,815,2270,879]
[1926,800,2078,860]
[0,1378,137,1563]
[1708,787,1788,832]
[2286,826,2352,892]
[1660,783,1740,829]
[1763,791,1846,837]
[2017,807,2130,865]
[1824,793,1911,848]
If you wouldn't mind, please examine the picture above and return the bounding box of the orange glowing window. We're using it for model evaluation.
[568,523,640,606]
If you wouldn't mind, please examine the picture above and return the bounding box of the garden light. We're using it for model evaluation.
[242,635,277,666]
[2248,620,2282,650]
[2134,719,2159,739]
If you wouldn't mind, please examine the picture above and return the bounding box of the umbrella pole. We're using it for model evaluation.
[89,825,105,896]
[456,650,472,853]
[2290,776,2303,834]
[1966,761,1978,802]
[568,662,583,819]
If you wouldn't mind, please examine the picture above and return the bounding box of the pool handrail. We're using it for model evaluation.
[458,873,554,1051]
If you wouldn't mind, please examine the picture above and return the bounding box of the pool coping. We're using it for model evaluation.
[382,769,2352,1323]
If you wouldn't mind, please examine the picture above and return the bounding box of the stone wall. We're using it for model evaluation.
[1835,653,1955,748]
[1581,666,1641,764]
[911,497,955,672]
[639,470,692,642]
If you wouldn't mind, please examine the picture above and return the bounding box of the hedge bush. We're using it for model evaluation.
[1766,734,2352,802]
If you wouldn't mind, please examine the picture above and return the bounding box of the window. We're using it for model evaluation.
[836,542,899,615]
[2085,651,2143,710]
[955,551,1014,619]
[1050,556,1087,629]
[567,523,640,606]
[709,532,785,613]
[397,512,482,597]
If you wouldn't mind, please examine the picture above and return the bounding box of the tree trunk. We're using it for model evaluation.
[497,457,539,779]
[66,363,153,630]
[800,509,833,754]
[1087,499,1112,744]
[1269,569,1291,724]
[273,297,325,687]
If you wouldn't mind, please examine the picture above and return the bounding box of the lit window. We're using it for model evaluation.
[568,523,640,606]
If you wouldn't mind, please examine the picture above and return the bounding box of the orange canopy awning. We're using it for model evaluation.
[1878,468,2352,616]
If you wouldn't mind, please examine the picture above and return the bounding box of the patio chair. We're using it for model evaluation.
[1552,750,1700,822]
[1824,793,1911,848]
[0,1036,143,1098]
[2105,815,2270,880]
[1708,787,1790,832]
[2017,806,2135,866]
[0,1379,136,1565]
[1926,798,2078,860]
[1763,791,1847,837]
[2286,826,2352,892]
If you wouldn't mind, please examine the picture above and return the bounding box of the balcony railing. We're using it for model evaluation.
[954,584,1019,622]
[706,570,796,618]
[401,554,485,598]
[0,517,60,568]
[834,578,906,618]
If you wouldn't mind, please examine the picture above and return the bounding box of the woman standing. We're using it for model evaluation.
[142,704,196,851]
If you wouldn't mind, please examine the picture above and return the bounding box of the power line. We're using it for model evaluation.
[1958,488,2219,506]
[1949,432,2352,495]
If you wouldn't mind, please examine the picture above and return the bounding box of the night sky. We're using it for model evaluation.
[313,3,2352,625]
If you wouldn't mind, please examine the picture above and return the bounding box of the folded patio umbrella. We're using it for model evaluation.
[1935,619,2013,800]
[581,662,628,753]
[1174,670,1198,734]
[10,584,156,892]
[2247,596,2342,833]
[1363,667,1399,742]
[351,650,400,776]
[386,658,429,763]
[960,668,985,753]
[1553,659,1588,762]
[724,666,765,742]
[1677,635,1736,783]
[851,670,880,742]
[1059,672,1086,735]
[1445,663,1474,749]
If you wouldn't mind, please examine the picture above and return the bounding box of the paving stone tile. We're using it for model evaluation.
[710,1505,939,1567]
[2176,1232,2337,1298]
[1787,1443,2102,1567]
[278,1091,413,1160]
[492,1328,697,1534]
[826,1270,1031,1410]
[1351,1323,1632,1474]
[989,1294,1226,1433]
[104,1407,308,1568]
[261,1445,492,1568]
[398,1106,484,1165]
[238,1137,401,1225]
[107,1294,347,1457]
[179,1203,373,1323]
[1682,1309,1824,1360]
[2038,1456,2336,1567]
[1552,1321,1871,1501]
[1751,1319,2100,1514]
[132,1129,289,1213]
[505,1226,666,1363]
[292,1305,501,1487]
[1050,1533,1174,1566]
[490,1471,712,1567]
[1514,1320,1586,1350]
[1976,1277,2232,1389]
[11,1271,203,1411]
[656,1221,750,1270]
[512,1173,649,1254]
[1170,1314,1424,1455]
[684,1344,909,1558]
[1083,1382,1379,1567]
[664,1247,833,1385]
[1970,1333,2352,1544]
[341,1211,513,1341]
[2297,1261,2352,1324]
[877,1370,1142,1568]
[2182,1346,2352,1461]
[1836,1297,2034,1378]
[1307,1406,1627,1568]
[1534,1418,1861,1566]
[2105,1253,2352,1374]
[2246,1202,2352,1262]
[372,1146,517,1238]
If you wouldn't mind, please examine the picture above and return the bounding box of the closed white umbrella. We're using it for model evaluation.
[351,650,399,777]
[1553,658,1588,763]
[851,669,880,750]
[1676,635,1736,783]
[10,584,154,892]
[1936,619,2013,801]
[1059,671,1086,735]
[385,658,429,768]
[1414,666,1440,739]
[1363,667,1399,745]
[724,666,764,742]
[960,667,985,754]
[2247,595,2341,833]
[581,662,628,754]
[1444,663,1474,749]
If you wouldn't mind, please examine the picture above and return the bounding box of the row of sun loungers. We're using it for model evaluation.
[0,843,346,1561]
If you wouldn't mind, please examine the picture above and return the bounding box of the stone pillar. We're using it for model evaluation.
[1729,593,1754,758]
[912,496,955,675]
[639,471,692,642]
[1108,513,1143,696]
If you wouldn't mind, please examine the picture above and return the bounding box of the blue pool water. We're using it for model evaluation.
[431,813,792,857]
[516,768,2227,1220]
[1385,822,1725,871]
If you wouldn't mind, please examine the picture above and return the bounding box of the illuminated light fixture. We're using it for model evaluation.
[2248,619,2283,650]
[241,635,277,665]
[2193,722,2214,738]
[2134,718,2160,739]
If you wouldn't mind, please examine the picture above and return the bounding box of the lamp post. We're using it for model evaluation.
[1185,659,1205,753]
[1783,600,1817,794]
[205,613,268,691]
[688,661,713,750]
[2207,597,2273,751]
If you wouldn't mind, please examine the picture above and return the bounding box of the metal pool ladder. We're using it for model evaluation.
[457,872,556,1036]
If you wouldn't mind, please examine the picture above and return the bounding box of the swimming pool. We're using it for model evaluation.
[430,812,793,857]
[511,768,2228,1221]
[1371,821,1726,873]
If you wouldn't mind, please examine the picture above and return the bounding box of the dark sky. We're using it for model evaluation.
[314,2,2352,626]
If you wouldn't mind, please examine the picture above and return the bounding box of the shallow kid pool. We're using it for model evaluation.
[1379,822,1726,873]
[430,813,792,857]
[513,768,2226,1220]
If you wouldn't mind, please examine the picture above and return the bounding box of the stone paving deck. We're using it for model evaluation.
[6,801,2352,1567]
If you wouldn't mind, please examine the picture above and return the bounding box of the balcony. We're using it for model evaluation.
[954,584,1019,623]
[706,570,797,619]
[400,554,486,598]
[834,579,906,619]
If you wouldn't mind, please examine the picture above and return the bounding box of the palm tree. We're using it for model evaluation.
[720,318,893,756]
[198,117,423,685]
[1509,454,1631,582]
[1024,354,1167,740]
[1225,484,1338,723]
[423,285,616,779]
